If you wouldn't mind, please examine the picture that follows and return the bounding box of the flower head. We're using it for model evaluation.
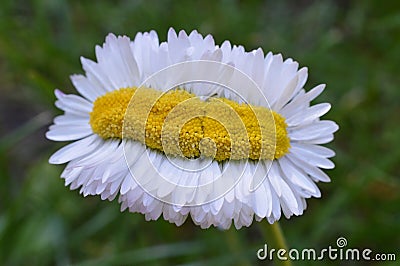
[46,29,338,229]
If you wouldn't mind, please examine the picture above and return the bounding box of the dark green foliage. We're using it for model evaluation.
[0,0,399,265]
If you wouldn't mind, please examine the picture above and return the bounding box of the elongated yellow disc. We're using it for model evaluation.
[90,87,290,161]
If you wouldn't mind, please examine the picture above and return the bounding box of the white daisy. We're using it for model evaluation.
[46,28,338,229]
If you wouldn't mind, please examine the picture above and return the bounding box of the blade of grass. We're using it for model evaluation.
[0,111,52,154]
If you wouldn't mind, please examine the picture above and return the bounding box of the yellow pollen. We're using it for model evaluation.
[90,87,290,161]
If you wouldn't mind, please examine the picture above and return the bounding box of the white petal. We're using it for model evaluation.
[252,180,268,218]
[100,34,140,88]
[70,74,103,102]
[54,90,92,115]
[168,28,190,63]
[270,162,299,213]
[121,173,136,195]
[278,157,318,195]
[302,134,334,145]
[49,135,99,164]
[53,114,88,126]
[286,153,331,182]
[280,84,325,118]
[290,146,335,169]
[289,120,339,141]
[286,103,331,126]
[272,72,298,111]
[291,142,335,158]
[81,57,113,92]
[46,125,92,141]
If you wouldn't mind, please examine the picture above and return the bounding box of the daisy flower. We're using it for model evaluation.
[46,28,338,229]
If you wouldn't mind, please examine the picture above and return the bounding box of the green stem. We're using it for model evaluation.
[224,228,252,266]
[259,221,292,266]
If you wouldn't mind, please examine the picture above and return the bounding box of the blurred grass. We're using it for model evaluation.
[0,0,399,265]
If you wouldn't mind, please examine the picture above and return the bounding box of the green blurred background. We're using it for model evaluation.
[0,0,399,265]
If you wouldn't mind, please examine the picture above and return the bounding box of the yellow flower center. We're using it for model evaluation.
[89,87,290,161]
